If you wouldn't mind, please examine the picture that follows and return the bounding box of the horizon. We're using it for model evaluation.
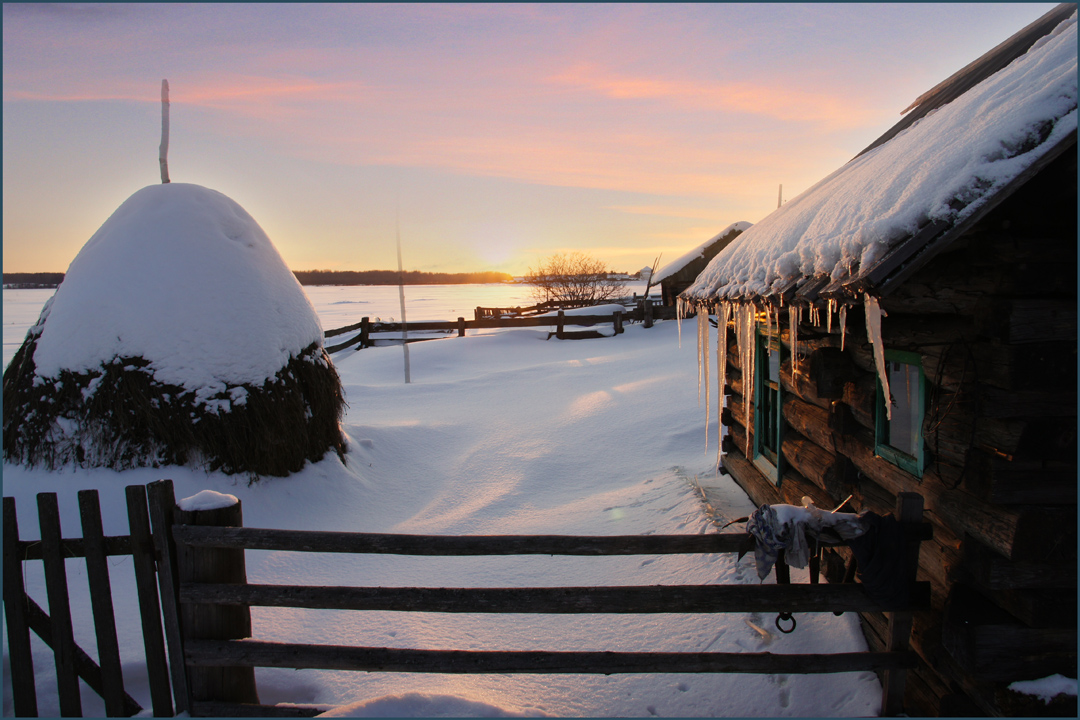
[3,3,1056,276]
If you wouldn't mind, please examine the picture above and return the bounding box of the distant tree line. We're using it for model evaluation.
[3,273,65,288]
[3,271,514,288]
[293,270,513,285]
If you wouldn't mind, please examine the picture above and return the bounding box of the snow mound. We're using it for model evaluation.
[318,692,551,717]
[32,182,324,394]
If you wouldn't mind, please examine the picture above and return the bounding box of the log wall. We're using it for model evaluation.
[715,148,1076,716]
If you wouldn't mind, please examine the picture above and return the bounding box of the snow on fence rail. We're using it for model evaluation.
[2,481,931,718]
[323,299,677,353]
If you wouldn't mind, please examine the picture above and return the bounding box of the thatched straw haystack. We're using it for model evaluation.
[3,183,347,479]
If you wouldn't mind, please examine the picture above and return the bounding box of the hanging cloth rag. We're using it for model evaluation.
[745,500,867,580]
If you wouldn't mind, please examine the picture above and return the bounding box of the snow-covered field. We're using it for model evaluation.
[2,286,884,717]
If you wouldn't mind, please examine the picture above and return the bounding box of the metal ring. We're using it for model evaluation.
[775,613,796,634]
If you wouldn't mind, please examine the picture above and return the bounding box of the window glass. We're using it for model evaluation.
[885,361,921,457]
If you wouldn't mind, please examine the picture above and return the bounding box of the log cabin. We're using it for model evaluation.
[653,222,751,306]
[680,4,1077,715]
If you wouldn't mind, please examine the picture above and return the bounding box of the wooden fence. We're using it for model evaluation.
[323,299,678,353]
[2,482,931,717]
[3,487,175,717]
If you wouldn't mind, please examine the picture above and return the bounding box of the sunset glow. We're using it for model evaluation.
[3,3,1055,276]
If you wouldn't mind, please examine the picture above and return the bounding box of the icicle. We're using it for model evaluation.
[677,298,685,348]
[717,302,730,472]
[826,298,834,335]
[699,308,708,405]
[765,304,772,355]
[839,304,848,351]
[788,305,801,383]
[699,308,711,455]
[736,303,755,455]
[864,293,891,421]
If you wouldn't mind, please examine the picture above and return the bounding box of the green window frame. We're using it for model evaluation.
[874,349,926,476]
[753,327,784,485]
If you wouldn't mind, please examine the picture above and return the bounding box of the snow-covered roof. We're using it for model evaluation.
[653,221,752,283]
[32,183,324,400]
[684,6,1077,305]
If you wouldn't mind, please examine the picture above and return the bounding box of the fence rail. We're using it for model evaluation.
[323,299,679,353]
[2,482,930,718]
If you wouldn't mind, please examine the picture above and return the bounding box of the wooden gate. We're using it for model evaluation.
[3,487,174,717]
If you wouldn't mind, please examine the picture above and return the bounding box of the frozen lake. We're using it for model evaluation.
[3,281,653,369]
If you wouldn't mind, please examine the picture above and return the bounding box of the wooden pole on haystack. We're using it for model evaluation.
[159,79,171,183]
[396,210,411,384]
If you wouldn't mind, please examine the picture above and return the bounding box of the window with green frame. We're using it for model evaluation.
[753,328,784,484]
[874,349,926,476]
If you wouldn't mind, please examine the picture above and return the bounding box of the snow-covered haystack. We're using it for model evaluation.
[2,183,347,478]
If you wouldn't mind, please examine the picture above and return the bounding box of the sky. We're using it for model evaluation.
[2,2,1059,276]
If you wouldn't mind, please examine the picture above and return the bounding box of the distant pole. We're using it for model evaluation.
[159,80,171,183]
[396,210,411,384]
[777,184,782,209]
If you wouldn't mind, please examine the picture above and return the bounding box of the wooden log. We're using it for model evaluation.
[974,298,1077,345]
[779,429,848,499]
[38,492,82,717]
[643,298,653,328]
[963,449,1076,504]
[782,394,837,453]
[78,489,128,717]
[840,372,877,431]
[147,479,191,715]
[125,484,175,717]
[831,430,1066,562]
[942,584,1077,682]
[921,340,1077,392]
[183,638,919,675]
[720,441,782,508]
[975,587,1077,630]
[181,580,927,614]
[172,525,755,556]
[176,497,259,706]
[962,539,1076,590]
[779,359,832,410]
[457,317,465,337]
[3,496,38,717]
[808,347,858,399]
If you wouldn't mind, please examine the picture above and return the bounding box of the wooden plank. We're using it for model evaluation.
[3,496,38,717]
[23,596,142,716]
[125,484,174,717]
[184,638,919,675]
[148,479,191,715]
[37,492,82,717]
[179,580,930,614]
[171,526,755,556]
[78,489,130,717]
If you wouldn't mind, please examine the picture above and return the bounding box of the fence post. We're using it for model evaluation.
[3,496,38,717]
[147,479,191,715]
[557,310,565,339]
[643,298,654,328]
[458,317,466,337]
[880,492,924,716]
[175,495,260,707]
[359,317,370,349]
[613,310,623,334]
